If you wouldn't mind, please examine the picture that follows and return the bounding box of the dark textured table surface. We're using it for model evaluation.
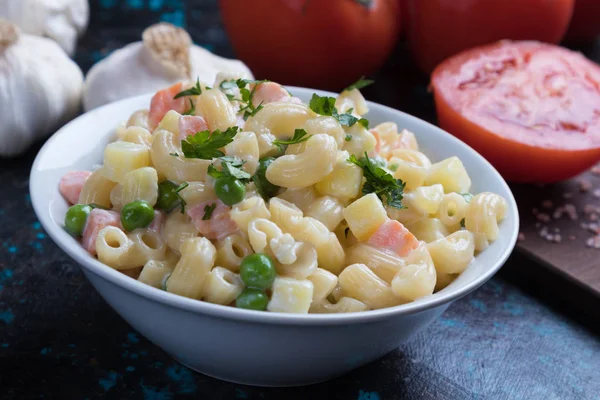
[1,1,600,399]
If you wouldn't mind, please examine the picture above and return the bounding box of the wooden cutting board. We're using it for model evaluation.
[511,170,600,300]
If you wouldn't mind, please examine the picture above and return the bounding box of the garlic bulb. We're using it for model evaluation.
[0,20,84,156]
[0,0,89,56]
[83,23,254,111]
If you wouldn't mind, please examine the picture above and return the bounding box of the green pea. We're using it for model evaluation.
[156,180,181,212]
[121,200,155,231]
[240,253,276,289]
[236,288,269,311]
[214,177,245,206]
[64,204,92,236]
[253,157,280,198]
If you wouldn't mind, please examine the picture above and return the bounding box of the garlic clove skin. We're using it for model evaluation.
[0,21,84,156]
[0,0,89,56]
[83,23,254,112]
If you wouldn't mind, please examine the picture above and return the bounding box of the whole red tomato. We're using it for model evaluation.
[219,0,401,90]
[565,0,600,42]
[407,0,574,74]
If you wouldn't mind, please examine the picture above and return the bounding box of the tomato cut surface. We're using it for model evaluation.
[432,41,600,183]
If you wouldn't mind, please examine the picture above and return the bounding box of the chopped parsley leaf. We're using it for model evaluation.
[207,157,252,183]
[252,175,269,201]
[309,94,337,116]
[174,182,189,214]
[309,93,370,129]
[181,127,239,159]
[243,103,264,120]
[348,152,406,209]
[273,129,311,150]
[220,78,271,120]
[174,78,203,99]
[89,203,109,210]
[182,99,196,115]
[202,203,217,220]
[344,76,374,92]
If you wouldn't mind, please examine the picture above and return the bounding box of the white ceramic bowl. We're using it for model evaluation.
[30,88,519,387]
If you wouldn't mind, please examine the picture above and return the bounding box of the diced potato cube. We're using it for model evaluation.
[157,110,182,135]
[343,193,387,241]
[267,277,314,314]
[307,268,338,303]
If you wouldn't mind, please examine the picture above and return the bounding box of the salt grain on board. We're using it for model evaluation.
[537,213,551,223]
[527,185,600,248]
[565,204,578,220]
[553,208,563,219]
[586,236,600,248]
[578,179,591,192]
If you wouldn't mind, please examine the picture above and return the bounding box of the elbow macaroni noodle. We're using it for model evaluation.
[62,77,508,314]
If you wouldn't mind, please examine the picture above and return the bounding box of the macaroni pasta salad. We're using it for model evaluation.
[59,75,508,314]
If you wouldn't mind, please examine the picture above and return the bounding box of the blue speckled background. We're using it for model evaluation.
[1,1,600,399]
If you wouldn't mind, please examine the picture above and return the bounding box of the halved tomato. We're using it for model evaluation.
[431,41,600,183]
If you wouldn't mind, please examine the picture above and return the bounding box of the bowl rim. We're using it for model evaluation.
[30,87,520,326]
